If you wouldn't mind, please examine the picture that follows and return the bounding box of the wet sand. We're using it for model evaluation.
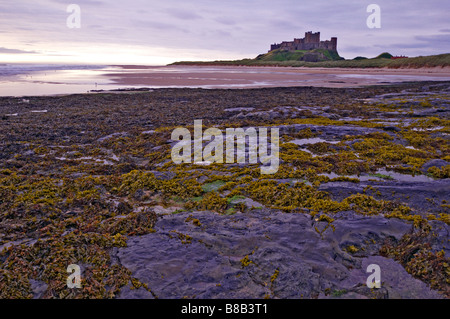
[2,65,449,97]
[105,65,450,88]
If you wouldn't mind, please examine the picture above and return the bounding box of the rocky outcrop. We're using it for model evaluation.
[116,209,443,299]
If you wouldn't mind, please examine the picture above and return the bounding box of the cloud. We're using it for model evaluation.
[415,34,450,43]
[165,8,202,20]
[214,17,236,26]
[269,19,302,31]
[50,0,104,5]
[133,19,186,32]
[0,47,38,54]
[414,34,450,51]
[1,0,449,63]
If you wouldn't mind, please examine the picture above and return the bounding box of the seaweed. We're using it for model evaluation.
[380,221,450,297]
[0,83,448,299]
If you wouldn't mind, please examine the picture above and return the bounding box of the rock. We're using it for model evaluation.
[335,256,443,299]
[23,150,35,156]
[428,220,450,257]
[345,138,364,146]
[277,124,384,140]
[113,200,133,215]
[118,285,155,299]
[421,159,450,173]
[96,132,130,143]
[300,53,326,62]
[196,175,209,184]
[94,185,107,195]
[224,107,255,112]
[230,197,265,210]
[152,170,176,180]
[115,209,428,299]
[133,189,144,200]
[381,126,401,132]
[30,279,48,299]
[326,114,340,120]
[319,180,450,216]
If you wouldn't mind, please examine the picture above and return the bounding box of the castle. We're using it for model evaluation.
[270,31,337,52]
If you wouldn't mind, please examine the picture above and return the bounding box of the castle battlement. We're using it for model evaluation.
[270,31,337,52]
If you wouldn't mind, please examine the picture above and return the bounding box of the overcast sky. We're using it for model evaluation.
[0,0,449,64]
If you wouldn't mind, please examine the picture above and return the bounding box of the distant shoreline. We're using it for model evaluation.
[105,65,450,89]
[171,53,450,69]
[170,62,450,71]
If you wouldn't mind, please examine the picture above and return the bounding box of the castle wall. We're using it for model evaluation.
[269,31,337,52]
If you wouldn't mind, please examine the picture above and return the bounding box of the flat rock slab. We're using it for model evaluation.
[277,124,384,138]
[325,255,443,299]
[319,179,450,217]
[115,209,442,299]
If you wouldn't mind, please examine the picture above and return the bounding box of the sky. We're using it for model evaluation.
[0,0,449,65]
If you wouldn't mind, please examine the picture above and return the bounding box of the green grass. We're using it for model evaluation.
[376,52,393,59]
[227,195,246,205]
[387,53,450,68]
[201,180,227,192]
[171,209,186,214]
[173,58,389,68]
[332,289,347,297]
[254,48,342,62]
[191,196,204,202]
[368,173,394,180]
[172,53,450,69]
[224,207,237,215]
[256,50,309,62]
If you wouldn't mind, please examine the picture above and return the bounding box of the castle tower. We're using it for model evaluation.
[304,31,312,43]
[330,37,337,51]
[304,31,320,43]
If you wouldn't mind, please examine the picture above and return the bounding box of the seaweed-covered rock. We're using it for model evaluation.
[116,209,434,299]
[421,159,450,173]
[327,256,443,299]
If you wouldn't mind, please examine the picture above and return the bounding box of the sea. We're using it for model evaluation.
[0,63,120,96]
[1,63,450,97]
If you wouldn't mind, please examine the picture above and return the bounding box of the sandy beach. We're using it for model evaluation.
[2,64,450,97]
[105,65,450,88]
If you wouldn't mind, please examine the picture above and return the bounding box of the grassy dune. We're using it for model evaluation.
[254,48,343,62]
[387,53,450,68]
[172,53,450,69]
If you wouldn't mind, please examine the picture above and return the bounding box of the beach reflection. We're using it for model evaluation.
[0,64,120,96]
[1,64,449,96]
